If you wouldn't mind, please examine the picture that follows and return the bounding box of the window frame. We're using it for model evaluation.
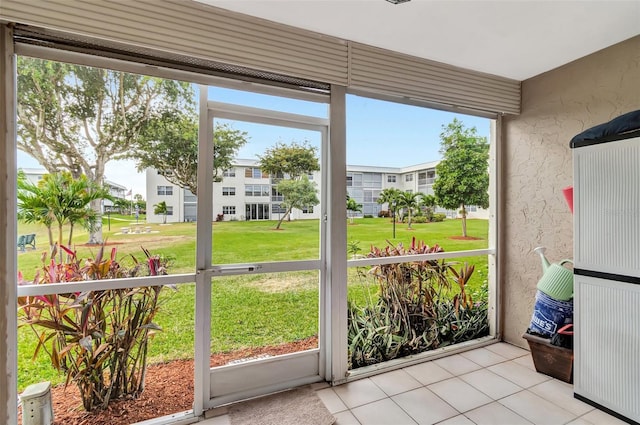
[6,42,500,423]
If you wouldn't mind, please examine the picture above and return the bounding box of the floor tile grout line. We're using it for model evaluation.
[496,387,585,424]
[495,388,543,424]
[332,376,467,420]
[323,345,556,423]
[526,382,596,418]
[457,368,525,401]
[391,383,464,423]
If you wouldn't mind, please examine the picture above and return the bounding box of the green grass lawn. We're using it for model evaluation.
[16,217,489,390]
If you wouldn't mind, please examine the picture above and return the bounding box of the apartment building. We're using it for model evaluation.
[146,159,488,223]
[19,168,128,213]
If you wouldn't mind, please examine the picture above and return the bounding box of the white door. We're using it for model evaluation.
[195,95,329,408]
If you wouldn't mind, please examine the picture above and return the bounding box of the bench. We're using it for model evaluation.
[17,233,36,251]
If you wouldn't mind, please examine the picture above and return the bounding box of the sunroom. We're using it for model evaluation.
[1,1,639,424]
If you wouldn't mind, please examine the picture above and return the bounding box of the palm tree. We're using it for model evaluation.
[419,193,437,221]
[114,197,132,215]
[17,172,111,251]
[377,188,401,221]
[17,173,55,249]
[346,196,363,224]
[397,191,421,229]
[153,201,169,224]
[63,175,112,245]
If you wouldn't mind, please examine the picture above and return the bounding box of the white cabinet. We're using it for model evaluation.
[573,132,640,424]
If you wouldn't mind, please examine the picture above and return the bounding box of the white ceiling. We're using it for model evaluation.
[197,0,640,81]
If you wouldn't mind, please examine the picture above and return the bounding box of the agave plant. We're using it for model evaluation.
[18,245,173,411]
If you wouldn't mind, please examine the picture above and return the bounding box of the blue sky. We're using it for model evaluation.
[18,86,491,197]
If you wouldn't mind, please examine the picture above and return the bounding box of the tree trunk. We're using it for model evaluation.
[87,198,103,244]
[46,225,54,251]
[58,222,64,262]
[460,203,467,237]
[275,207,292,230]
[68,223,74,246]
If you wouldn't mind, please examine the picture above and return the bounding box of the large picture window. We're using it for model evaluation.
[345,93,495,372]
[8,42,496,425]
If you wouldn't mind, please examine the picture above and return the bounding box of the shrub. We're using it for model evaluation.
[412,216,428,224]
[436,300,489,346]
[347,238,486,369]
[364,214,374,218]
[436,268,489,346]
[17,245,173,411]
[347,240,362,259]
[215,213,224,222]
[378,210,390,218]
[432,213,446,222]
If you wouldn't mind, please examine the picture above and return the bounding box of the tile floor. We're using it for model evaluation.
[201,342,627,425]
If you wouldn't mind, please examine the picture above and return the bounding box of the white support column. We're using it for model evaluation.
[327,84,348,384]
[489,115,502,339]
[193,85,213,415]
[0,24,18,425]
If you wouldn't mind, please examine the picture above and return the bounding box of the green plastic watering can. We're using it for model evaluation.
[533,246,574,301]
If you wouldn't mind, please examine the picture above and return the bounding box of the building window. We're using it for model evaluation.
[245,184,270,196]
[272,203,287,214]
[223,206,236,215]
[271,187,284,202]
[223,168,235,177]
[166,206,174,216]
[347,188,364,203]
[363,190,381,203]
[363,173,382,188]
[347,172,363,187]
[245,167,268,179]
[387,175,396,183]
[302,206,314,214]
[222,187,236,196]
[418,172,427,185]
[405,174,414,182]
[157,185,173,196]
[184,189,196,202]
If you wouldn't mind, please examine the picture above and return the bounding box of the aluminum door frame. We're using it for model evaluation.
[194,93,330,409]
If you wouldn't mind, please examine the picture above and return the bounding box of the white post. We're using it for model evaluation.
[0,24,19,425]
[193,85,213,415]
[327,84,348,384]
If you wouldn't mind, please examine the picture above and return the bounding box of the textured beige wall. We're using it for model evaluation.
[501,36,640,347]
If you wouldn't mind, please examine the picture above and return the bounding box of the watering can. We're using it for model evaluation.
[533,246,574,301]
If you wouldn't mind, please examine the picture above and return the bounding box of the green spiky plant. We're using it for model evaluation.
[348,238,489,369]
[17,244,173,411]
